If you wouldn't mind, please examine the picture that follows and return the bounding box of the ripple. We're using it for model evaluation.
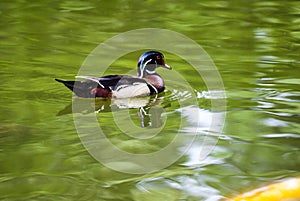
[261,133,300,138]
[267,92,300,103]
[262,118,288,127]
[166,89,193,102]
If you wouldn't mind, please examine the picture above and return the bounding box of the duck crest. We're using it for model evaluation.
[55,51,172,98]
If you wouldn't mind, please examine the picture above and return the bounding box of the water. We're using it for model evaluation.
[1,1,300,200]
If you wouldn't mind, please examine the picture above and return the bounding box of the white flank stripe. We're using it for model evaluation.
[146,82,158,94]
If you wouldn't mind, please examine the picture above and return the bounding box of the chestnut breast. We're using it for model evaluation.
[144,74,165,93]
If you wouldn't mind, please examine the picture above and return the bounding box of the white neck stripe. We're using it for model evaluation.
[146,69,156,74]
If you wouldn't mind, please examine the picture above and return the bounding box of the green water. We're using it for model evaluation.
[1,1,300,200]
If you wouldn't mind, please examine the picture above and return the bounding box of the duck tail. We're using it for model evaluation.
[55,79,75,91]
[55,78,98,97]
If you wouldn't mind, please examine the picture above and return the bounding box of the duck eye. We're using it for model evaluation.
[156,55,161,60]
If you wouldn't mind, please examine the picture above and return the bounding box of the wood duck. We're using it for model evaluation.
[55,51,172,98]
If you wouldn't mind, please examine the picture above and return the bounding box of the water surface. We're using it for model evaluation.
[1,1,300,200]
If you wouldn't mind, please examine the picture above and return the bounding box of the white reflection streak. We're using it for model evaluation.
[177,106,225,166]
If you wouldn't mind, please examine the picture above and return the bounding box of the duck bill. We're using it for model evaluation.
[162,63,172,70]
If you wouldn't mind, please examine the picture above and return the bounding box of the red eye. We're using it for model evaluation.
[156,55,161,60]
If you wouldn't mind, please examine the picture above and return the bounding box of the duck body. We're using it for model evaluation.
[56,51,171,98]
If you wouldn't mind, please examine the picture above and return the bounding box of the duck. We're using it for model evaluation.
[55,51,172,98]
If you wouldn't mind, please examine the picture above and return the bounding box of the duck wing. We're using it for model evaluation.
[56,75,155,98]
[84,75,158,98]
[55,78,105,97]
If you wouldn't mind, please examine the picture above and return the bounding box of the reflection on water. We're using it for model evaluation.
[67,84,224,174]
[58,93,167,128]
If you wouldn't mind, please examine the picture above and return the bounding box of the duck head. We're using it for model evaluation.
[137,51,172,78]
